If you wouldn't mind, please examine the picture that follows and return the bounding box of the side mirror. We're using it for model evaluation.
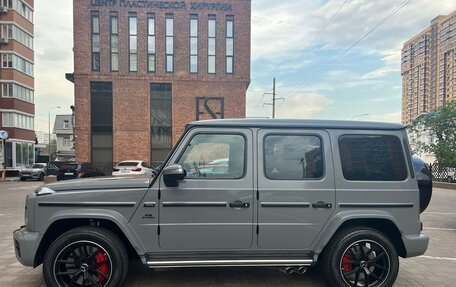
[163,164,186,187]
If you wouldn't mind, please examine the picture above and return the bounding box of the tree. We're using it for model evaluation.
[408,101,456,167]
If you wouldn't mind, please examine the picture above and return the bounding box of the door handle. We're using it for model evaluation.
[312,201,332,209]
[229,201,250,208]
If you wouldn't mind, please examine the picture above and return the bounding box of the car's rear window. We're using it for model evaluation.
[117,162,139,167]
[339,135,408,181]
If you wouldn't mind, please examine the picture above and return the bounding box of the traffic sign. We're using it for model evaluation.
[0,130,8,140]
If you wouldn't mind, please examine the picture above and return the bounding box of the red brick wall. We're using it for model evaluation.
[73,0,251,162]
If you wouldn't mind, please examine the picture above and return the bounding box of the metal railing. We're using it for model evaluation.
[428,163,455,183]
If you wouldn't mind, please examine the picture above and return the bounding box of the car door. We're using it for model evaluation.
[158,128,254,250]
[257,129,335,249]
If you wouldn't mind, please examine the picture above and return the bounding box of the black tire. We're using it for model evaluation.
[39,173,45,181]
[43,226,129,287]
[447,176,453,183]
[20,177,26,181]
[321,227,399,287]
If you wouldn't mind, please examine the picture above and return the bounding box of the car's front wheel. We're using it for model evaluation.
[43,226,128,287]
[447,176,453,183]
[322,227,399,287]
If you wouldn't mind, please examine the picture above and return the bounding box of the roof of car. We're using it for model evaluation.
[188,119,405,131]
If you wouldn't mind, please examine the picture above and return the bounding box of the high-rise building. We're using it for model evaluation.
[401,10,456,124]
[0,0,34,169]
[67,0,251,164]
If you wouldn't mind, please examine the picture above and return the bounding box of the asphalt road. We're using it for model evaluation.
[0,181,455,286]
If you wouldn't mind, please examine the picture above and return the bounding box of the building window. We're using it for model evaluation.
[110,15,119,71]
[91,13,100,71]
[63,120,69,129]
[2,0,33,23]
[91,82,113,162]
[147,14,156,72]
[1,82,34,103]
[151,83,172,162]
[63,137,71,147]
[1,53,33,76]
[166,14,174,73]
[0,24,33,49]
[129,15,138,72]
[208,15,216,74]
[225,16,234,74]
[1,112,34,130]
[190,15,198,73]
[14,142,34,168]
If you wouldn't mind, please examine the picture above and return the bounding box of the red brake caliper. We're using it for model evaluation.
[95,250,109,282]
[341,253,353,272]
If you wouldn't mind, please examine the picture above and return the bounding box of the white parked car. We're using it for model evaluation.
[112,160,153,177]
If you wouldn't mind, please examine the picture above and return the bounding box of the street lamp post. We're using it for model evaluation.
[48,106,61,163]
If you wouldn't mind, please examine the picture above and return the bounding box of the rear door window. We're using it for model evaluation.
[339,135,408,181]
[264,135,324,180]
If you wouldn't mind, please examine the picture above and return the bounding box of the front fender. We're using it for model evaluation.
[42,209,147,255]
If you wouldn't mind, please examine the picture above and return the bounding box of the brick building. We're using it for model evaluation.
[401,10,456,125]
[0,0,34,169]
[68,0,251,163]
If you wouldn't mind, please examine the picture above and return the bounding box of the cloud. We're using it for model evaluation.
[246,83,334,119]
[34,0,74,132]
[364,111,401,123]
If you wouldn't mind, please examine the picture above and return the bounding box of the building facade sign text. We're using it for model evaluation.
[91,0,232,11]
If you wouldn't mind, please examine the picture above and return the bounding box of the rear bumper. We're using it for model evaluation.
[13,227,42,267]
[402,233,429,258]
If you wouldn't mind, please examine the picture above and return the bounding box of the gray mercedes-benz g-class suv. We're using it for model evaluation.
[14,119,432,287]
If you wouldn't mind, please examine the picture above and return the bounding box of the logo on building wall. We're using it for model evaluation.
[196,97,224,120]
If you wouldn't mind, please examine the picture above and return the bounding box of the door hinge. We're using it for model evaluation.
[158,189,161,200]
[256,225,259,234]
[157,225,160,235]
[256,190,259,200]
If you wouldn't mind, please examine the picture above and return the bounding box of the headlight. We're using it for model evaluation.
[35,187,55,196]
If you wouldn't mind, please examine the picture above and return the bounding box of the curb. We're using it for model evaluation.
[433,182,456,190]
[0,177,20,182]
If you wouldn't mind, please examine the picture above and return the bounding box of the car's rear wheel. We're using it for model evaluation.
[447,176,453,183]
[39,173,45,181]
[321,227,399,287]
[43,226,128,287]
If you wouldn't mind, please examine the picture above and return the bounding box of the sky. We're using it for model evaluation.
[34,0,456,132]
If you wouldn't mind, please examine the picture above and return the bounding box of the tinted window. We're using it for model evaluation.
[177,134,245,179]
[118,162,139,167]
[264,135,323,180]
[339,135,408,181]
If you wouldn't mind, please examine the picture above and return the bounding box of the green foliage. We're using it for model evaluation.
[408,101,456,167]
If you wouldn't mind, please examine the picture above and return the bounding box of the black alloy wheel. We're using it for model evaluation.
[43,226,128,287]
[53,241,112,287]
[339,240,390,286]
[321,227,399,287]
